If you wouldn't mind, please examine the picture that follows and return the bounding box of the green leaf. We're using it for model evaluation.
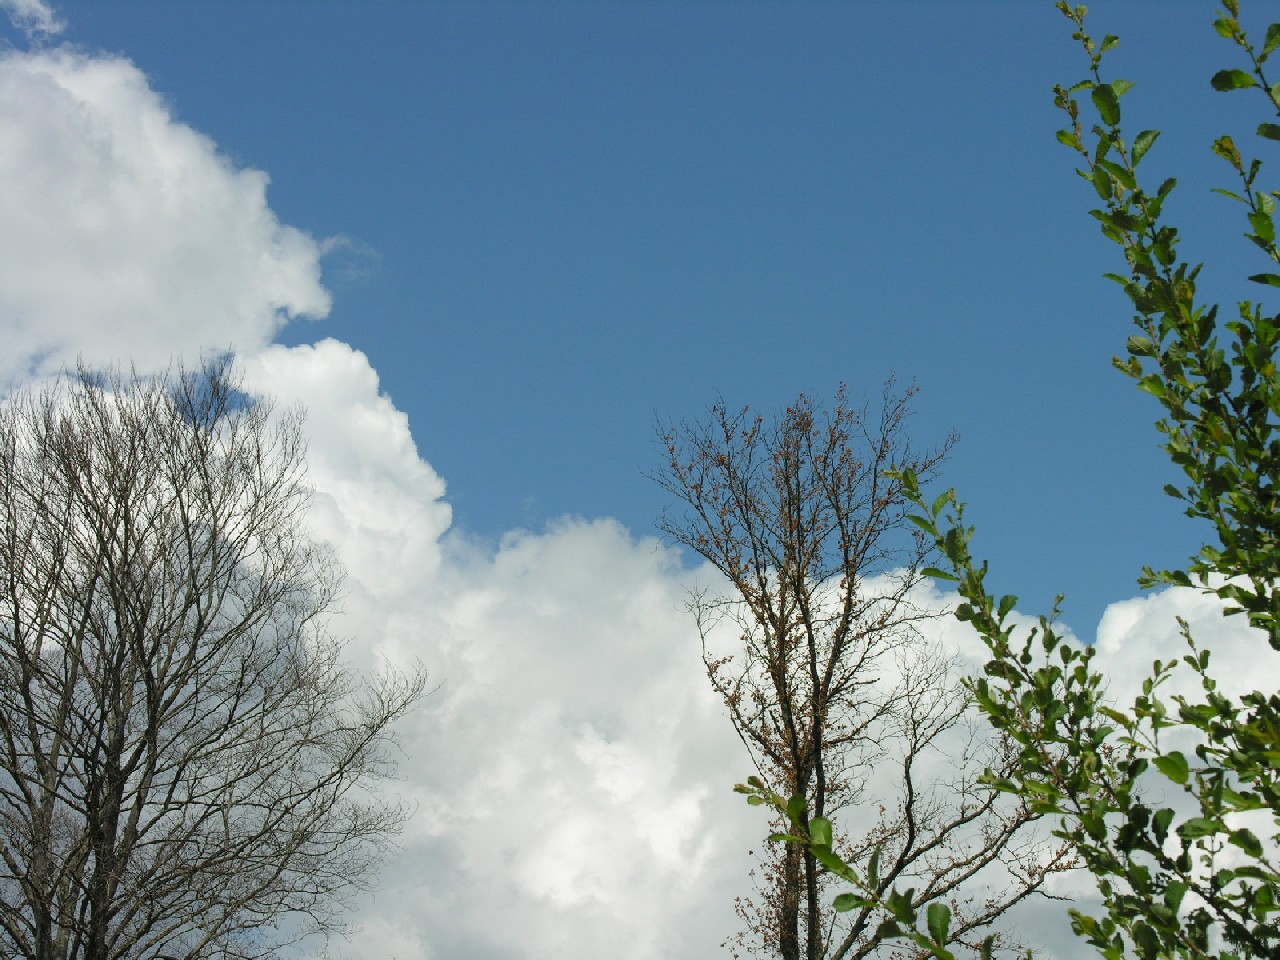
[832,892,873,913]
[886,888,917,923]
[1100,34,1120,55]
[874,919,903,940]
[1132,922,1159,956]
[811,845,859,884]
[785,794,806,824]
[1178,817,1221,840]
[1092,165,1114,200]
[1127,335,1156,357]
[1213,135,1242,167]
[1264,22,1280,59]
[768,832,805,843]
[809,816,832,848]
[1092,83,1121,125]
[921,566,959,583]
[927,902,952,945]
[1153,751,1189,785]
[1250,212,1276,244]
[907,513,936,535]
[1258,122,1280,142]
[1137,375,1167,399]
[1249,273,1280,287]
[1132,129,1160,166]
[1212,68,1257,91]
[1098,159,1135,191]
[1229,827,1264,858]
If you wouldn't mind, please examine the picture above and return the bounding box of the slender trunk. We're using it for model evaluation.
[804,846,820,959]
[779,840,802,960]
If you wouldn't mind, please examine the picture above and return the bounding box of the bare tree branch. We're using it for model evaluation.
[0,360,427,960]
[656,382,1070,960]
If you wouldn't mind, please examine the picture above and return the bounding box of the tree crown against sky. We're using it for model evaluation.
[658,384,1071,960]
[4,1,1280,958]
[0,360,426,960]
[742,3,1280,958]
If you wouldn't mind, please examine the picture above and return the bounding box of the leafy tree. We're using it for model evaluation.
[658,384,1070,959]
[743,3,1280,959]
[0,361,426,960]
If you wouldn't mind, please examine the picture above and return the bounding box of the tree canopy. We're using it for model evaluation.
[0,361,425,960]
[741,3,1280,958]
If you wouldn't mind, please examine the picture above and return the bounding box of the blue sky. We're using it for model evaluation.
[1,2,1276,958]
[41,0,1258,633]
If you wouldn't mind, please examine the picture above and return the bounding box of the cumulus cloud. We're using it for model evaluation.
[0,47,329,385]
[1095,581,1273,702]
[338,519,758,960]
[239,340,452,605]
[0,28,763,953]
[0,0,62,37]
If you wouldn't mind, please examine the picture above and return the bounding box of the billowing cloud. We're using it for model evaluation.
[342,519,758,960]
[239,340,452,609]
[0,46,329,385]
[0,0,62,37]
[1095,581,1273,702]
[231,337,760,957]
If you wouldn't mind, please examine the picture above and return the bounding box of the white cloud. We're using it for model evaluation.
[232,348,758,958]
[1095,581,1273,702]
[0,0,62,37]
[0,47,329,386]
[319,516,757,960]
[239,340,452,602]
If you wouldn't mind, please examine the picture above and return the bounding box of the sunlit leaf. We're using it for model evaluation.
[1132,128,1160,166]
[1153,751,1189,785]
[1263,23,1280,60]
[1212,68,1257,91]
[1092,83,1121,125]
[921,566,959,582]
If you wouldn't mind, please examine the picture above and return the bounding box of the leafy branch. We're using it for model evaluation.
[739,3,1280,959]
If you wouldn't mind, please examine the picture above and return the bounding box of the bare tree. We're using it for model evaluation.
[656,382,1070,960]
[0,361,427,960]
